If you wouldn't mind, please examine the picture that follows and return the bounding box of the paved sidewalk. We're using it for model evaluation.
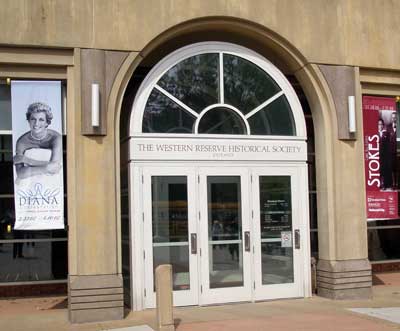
[1,274,400,331]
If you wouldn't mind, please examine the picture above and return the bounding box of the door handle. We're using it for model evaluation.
[244,231,251,252]
[294,229,300,249]
[191,233,197,254]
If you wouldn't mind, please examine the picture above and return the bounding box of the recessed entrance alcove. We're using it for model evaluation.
[119,42,312,310]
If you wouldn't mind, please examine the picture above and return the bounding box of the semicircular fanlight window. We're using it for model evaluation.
[141,51,296,136]
[198,107,247,135]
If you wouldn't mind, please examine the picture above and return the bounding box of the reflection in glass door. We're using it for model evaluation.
[259,176,294,285]
[252,167,305,301]
[141,165,308,308]
[143,169,198,308]
[208,176,243,289]
[151,176,191,291]
[199,169,252,305]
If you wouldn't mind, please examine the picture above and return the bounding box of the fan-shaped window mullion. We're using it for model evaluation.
[157,53,219,113]
[219,52,224,104]
[141,47,297,136]
[223,54,282,115]
[142,89,196,133]
[245,91,284,120]
[248,94,295,136]
[197,107,248,135]
[155,85,199,119]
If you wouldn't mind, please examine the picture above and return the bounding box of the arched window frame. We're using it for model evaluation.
[130,42,307,140]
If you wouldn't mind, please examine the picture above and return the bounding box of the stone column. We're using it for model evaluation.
[315,65,372,299]
[68,48,129,323]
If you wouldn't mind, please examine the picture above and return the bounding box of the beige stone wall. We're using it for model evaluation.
[67,49,134,276]
[332,137,368,260]
[0,0,399,70]
[3,1,398,310]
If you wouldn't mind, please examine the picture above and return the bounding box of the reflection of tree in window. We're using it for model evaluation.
[248,95,295,136]
[143,89,195,133]
[198,108,246,135]
[142,52,296,136]
[224,54,281,115]
[158,54,219,113]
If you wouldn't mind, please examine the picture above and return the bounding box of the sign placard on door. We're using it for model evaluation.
[281,231,292,248]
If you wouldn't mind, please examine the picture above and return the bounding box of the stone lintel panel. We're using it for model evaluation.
[318,64,357,141]
[316,259,372,300]
[81,49,128,135]
[69,274,124,323]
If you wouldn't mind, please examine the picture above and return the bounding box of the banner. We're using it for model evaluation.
[11,81,64,230]
[363,96,398,220]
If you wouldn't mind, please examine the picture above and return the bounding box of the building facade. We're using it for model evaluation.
[0,0,399,324]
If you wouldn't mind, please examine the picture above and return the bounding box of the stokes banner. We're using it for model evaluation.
[363,96,398,220]
[11,81,64,230]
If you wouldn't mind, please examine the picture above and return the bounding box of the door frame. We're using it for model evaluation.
[130,161,311,311]
[251,164,311,301]
[198,166,253,305]
[141,166,199,308]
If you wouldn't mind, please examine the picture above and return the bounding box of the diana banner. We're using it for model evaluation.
[363,96,398,220]
[11,81,64,230]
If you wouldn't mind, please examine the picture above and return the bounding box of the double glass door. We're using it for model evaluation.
[140,165,306,308]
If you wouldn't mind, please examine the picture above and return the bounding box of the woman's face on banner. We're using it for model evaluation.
[29,112,47,137]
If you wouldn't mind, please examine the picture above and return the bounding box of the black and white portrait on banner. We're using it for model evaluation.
[11,81,64,230]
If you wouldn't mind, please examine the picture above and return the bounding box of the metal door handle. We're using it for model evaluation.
[191,233,197,254]
[244,231,251,252]
[294,229,300,249]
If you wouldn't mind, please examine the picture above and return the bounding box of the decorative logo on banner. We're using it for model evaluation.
[11,81,64,230]
[362,96,398,220]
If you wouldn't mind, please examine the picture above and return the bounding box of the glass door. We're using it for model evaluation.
[142,167,199,308]
[198,167,252,305]
[252,166,306,300]
[140,164,309,308]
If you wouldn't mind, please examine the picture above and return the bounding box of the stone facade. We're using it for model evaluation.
[1,0,399,323]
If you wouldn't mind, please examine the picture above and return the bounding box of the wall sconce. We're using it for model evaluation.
[348,95,356,133]
[91,83,100,127]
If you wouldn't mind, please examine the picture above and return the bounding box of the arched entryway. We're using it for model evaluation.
[109,17,354,312]
[126,42,311,310]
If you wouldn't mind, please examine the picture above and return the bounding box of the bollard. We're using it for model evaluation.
[155,264,175,331]
[311,257,317,294]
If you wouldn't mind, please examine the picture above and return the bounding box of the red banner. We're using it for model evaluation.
[363,96,398,220]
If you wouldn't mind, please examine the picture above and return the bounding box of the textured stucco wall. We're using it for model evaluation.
[0,0,388,278]
[0,0,399,69]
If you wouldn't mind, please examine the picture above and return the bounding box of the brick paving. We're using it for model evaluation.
[0,276,399,331]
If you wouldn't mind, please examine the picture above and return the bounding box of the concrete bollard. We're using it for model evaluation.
[155,264,175,331]
[311,257,317,294]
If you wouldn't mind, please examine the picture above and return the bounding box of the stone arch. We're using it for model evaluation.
[107,16,339,294]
